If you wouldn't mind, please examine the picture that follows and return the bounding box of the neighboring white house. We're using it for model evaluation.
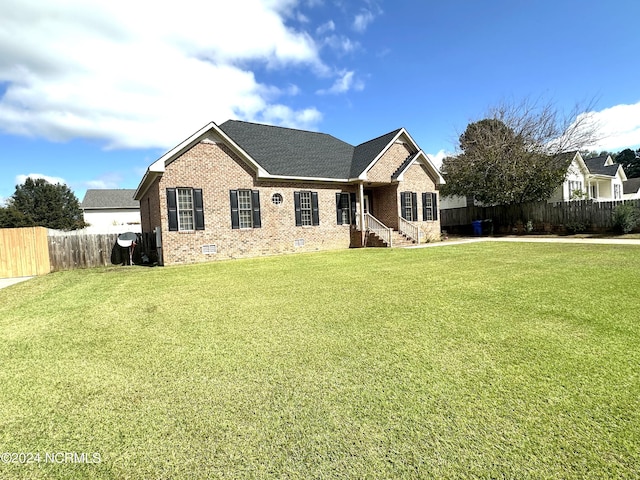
[439,194,471,210]
[623,177,640,200]
[81,189,141,234]
[548,152,626,202]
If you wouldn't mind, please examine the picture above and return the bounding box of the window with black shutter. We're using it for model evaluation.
[400,191,417,221]
[422,192,438,221]
[336,192,351,225]
[166,187,205,231]
[229,189,261,229]
[295,191,319,226]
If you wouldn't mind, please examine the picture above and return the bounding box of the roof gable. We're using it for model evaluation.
[584,156,625,178]
[351,129,403,178]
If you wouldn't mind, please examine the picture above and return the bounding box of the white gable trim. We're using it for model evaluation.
[394,150,446,184]
[358,129,411,180]
[135,122,270,199]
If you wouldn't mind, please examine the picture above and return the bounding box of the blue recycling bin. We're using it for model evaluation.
[472,220,482,236]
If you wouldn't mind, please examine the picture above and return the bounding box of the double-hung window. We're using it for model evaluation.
[400,191,417,221]
[300,191,312,226]
[422,192,438,221]
[177,188,194,231]
[294,191,320,226]
[568,180,583,199]
[166,188,205,231]
[230,189,261,229]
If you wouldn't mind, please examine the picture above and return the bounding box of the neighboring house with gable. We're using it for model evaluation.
[81,189,141,234]
[134,120,444,265]
[623,177,640,199]
[549,152,627,202]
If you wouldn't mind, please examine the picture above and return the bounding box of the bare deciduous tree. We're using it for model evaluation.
[441,98,602,205]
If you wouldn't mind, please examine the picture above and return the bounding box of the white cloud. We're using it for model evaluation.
[317,70,364,95]
[15,173,67,185]
[426,150,449,170]
[353,10,375,33]
[582,101,640,152]
[0,0,328,149]
[316,20,335,35]
[323,35,359,54]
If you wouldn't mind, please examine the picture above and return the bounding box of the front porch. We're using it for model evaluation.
[350,186,424,248]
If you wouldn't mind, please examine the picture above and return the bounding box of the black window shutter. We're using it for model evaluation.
[336,192,343,225]
[229,190,240,229]
[400,191,407,220]
[422,192,428,221]
[166,188,178,231]
[193,188,205,230]
[311,192,320,226]
[294,191,302,226]
[251,190,261,228]
[411,192,418,221]
[350,193,357,225]
[432,193,438,221]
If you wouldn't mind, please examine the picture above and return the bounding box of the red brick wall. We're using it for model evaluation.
[146,141,357,264]
[139,135,443,264]
[398,162,441,241]
[366,143,412,183]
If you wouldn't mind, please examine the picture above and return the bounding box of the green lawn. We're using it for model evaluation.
[1,243,639,479]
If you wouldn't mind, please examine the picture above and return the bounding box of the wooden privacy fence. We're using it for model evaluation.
[0,227,51,278]
[441,199,640,234]
[47,230,118,272]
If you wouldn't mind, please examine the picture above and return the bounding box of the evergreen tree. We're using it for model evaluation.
[5,177,87,230]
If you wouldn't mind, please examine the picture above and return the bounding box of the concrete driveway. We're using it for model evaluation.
[0,277,34,290]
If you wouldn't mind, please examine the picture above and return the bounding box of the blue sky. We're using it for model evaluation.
[1,0,639,204]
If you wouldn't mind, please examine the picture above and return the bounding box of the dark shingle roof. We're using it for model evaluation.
[623,177,640,195]
[219,120,404,179]
[220,120,355,178]
[81,189,139,209]
[584,156,620,177]
[351,129,402,177]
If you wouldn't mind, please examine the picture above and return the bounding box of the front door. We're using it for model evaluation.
[363,195,370,214]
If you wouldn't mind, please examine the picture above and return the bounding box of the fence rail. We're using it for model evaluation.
[440,199,640,234]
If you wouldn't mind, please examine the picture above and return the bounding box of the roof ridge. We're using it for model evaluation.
[354,128,402,148]
[222,119,349,143]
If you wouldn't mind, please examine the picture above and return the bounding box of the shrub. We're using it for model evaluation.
[612,204,640,234]
[565,220,587,234]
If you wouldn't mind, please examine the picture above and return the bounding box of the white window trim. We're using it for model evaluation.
[177,188,195,231]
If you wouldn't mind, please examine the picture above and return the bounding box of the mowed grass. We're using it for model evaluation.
[0,243,639,479]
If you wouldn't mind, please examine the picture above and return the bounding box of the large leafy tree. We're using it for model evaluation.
[441,99,600,205]
[2,177,87,230]
[615,148,640,178]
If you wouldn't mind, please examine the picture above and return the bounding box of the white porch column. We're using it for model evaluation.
[359,182,365,229]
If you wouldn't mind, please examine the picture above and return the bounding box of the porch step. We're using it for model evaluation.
[368,229,417,248]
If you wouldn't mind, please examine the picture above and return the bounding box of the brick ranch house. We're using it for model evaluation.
[134,120,444,265]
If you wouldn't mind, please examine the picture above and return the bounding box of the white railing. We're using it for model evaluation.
[364,213,392,247]
[398,217,421,244]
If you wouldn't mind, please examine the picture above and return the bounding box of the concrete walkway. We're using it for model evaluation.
[408,236,640,248]
[0,276,34,290]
